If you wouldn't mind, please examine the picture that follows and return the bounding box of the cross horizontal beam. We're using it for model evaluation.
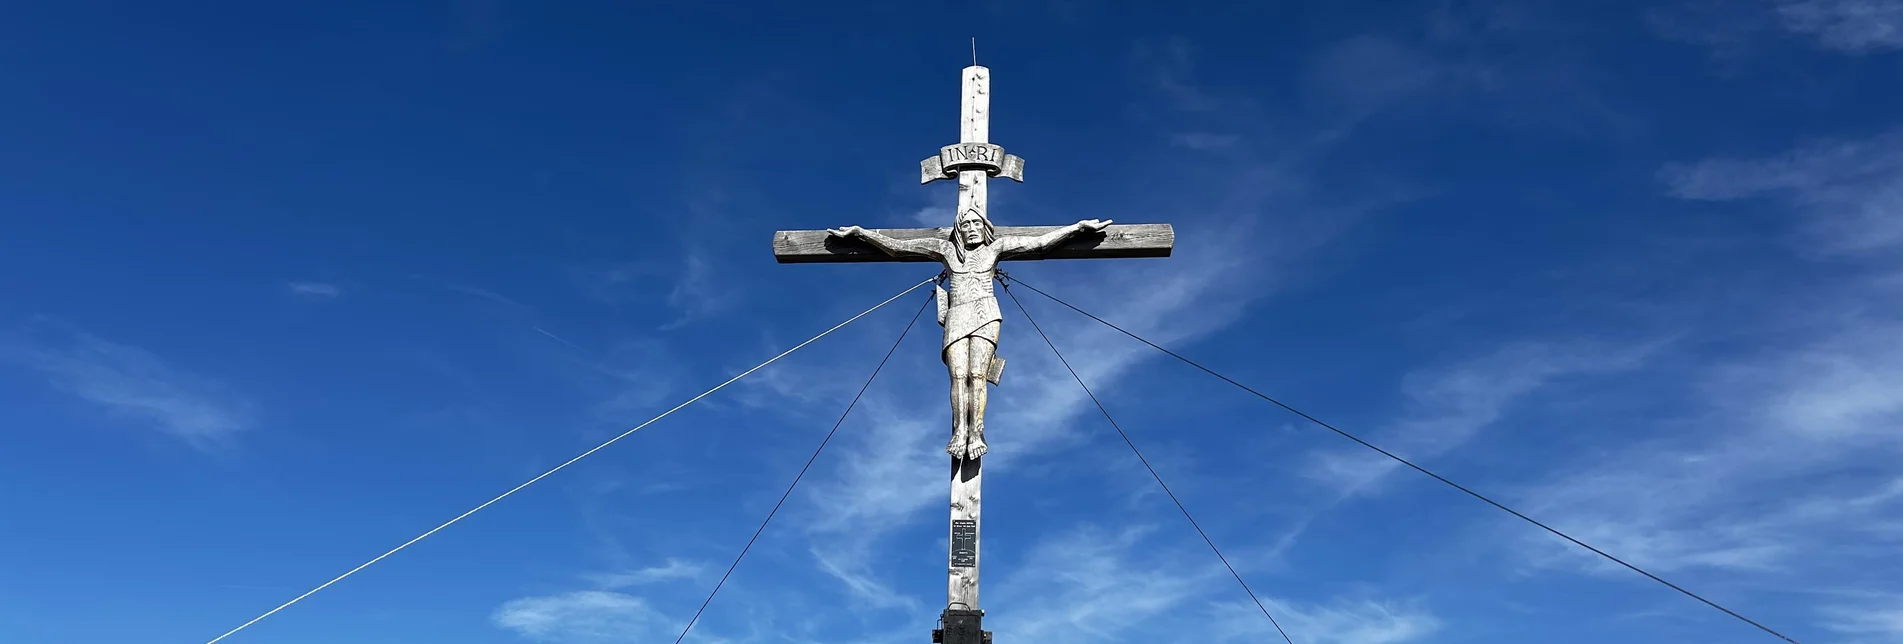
[772,224,1175,264]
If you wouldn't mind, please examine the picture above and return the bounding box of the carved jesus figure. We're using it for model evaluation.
[830,211,1111,459]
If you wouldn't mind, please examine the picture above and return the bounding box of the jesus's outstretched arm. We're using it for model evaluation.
[829,226,951,261]
[996,219,1112,257]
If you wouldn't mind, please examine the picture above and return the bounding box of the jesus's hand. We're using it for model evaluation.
[1077,219,1112,233]
[828,226,866,238]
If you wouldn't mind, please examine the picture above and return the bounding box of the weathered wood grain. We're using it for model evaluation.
[947,65,989,614]
[949,457,982,610]
[962,65,988,144]
[772,223,1175,263]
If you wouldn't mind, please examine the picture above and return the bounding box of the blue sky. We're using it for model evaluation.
[3,0,1902,642]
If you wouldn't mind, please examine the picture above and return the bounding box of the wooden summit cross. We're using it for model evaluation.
[772,62,1173,643]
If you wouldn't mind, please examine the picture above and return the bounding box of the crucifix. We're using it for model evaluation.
[772,62,1173,643]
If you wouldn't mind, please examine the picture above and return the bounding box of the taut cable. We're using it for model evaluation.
[1002,280,1298,644]
[671,292,932,643]
[204,277,936,643]
[1003,276,1802,644]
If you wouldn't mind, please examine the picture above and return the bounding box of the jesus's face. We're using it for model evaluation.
[957,213,988,246]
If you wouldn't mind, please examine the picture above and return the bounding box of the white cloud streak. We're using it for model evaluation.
[662,250,739,331]
[493,590,668,643]
[1507,321,1903,578]
[285,281,342,298]
[582,338,680,420]
[909,205,954,228]
[3,325,253,448]
[585,558,705,588]
[495,558,722,643]
[1499,128,1903,599]
[1213,597,1442,644]
[1648,0,1903,57]
[993,524,1216,642]
[1662,128,1903,257]
[1306,340,1660,497]
[1819,594,1903,640]
[1169,132,1242,151]
[992,523,1440,644]
[1775,0,1903,53]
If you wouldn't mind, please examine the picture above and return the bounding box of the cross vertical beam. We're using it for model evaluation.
[946,65,987,627]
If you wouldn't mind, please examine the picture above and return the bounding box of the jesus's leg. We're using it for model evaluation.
[965,336,996,459]
[946,338,973,460]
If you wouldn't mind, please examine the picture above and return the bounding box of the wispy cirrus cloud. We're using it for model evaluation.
[1497,127,1903,608]
[992,523,1440,644]
[1303,33,1482,118]
[449,282,528,309]
[584,557,705,589]
[1819,593,1903,640]
[1305,339,1660,497]
[493,590,669,643]
[661,249,739,331]
[284,281,342,299]
[1662,128,1903,257]
[495,558,717,643]
[1506,328,1903,584]
[3,324,253,448]
[1169,132,1243,151]
[1776,0,1903,53]
[1520,460,1903,576]
[1735,325,1903,442]
[810,544,924,612]
[1129,36,1233,114]
[579,337,680,420]
[1294,4,1641,142]
[801,400,942,534]
[793,397,943,611]
[906,205,952,228]
[572,249,739,332]
[1212,597,1441,644]
[993,524,1218,642]
[1645,1,1776,59]
[1649,0,1903,56]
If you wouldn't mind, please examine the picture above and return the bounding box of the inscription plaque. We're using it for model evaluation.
[950,519,977,568]
[919,142,1025,184]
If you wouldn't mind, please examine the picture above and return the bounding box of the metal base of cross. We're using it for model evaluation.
[931,608,992,644]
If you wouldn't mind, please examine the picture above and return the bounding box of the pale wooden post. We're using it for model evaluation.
[946,63,989,622]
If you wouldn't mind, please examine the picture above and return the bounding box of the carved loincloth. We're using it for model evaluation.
[939,269,1005,383]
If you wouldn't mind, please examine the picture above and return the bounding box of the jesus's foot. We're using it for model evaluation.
[966,435,988,459]
[946,430,969,460]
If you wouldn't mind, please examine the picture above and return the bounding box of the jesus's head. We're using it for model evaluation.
[955,209,995,248]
